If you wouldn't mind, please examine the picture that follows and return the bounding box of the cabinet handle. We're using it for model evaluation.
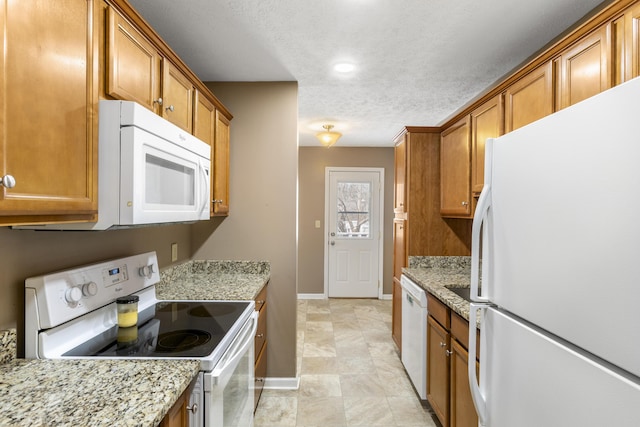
[439,342,446,348]
[0,174,16,189]
[461,201,469,206]
[256,333,264,338]
[256,300,265,304]
[166,105,175,112]
[256,378,265,383]
[446,350,453,357]
[153,97,163,106]
[186,403,198,414]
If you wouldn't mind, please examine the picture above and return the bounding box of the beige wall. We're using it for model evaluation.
[298,147,395,296]
[0,224,193,353]
[194,82,299,379]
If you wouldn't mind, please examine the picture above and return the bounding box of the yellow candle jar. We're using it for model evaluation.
[116,295,139,328]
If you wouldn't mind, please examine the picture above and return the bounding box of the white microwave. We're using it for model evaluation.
[24,100,211,230]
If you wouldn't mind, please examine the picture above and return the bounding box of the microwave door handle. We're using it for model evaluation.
[199,162,209,215]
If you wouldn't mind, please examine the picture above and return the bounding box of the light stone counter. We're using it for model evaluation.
[0,329,200,427]
[402,256,480,328]
[156,260,270,301]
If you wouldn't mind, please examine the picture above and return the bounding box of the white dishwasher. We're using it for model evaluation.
[400,274,428,400]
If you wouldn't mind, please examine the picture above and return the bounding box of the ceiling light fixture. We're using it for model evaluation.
[316,124,342,147]
[334,63,355,73]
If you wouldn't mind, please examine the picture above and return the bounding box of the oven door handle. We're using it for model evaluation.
[210,311,258,383]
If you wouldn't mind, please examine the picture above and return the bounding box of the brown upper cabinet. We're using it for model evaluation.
[0,0,99,225]
[194,90,216,146]
[555,25,611,110]
[440,117,472,218]
[107,6,195,133]
[504,62,554,133]
[394,136,407,214]
[470,95,503,195]
[212,111,231,216]
[624,2,640,80]
[162,60,195,133]
[106,7,162,112]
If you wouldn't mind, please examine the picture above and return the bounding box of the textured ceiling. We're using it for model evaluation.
[129,0,606,147]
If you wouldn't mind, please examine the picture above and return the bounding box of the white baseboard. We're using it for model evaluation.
[380,293,392,300]
[264,376,300,390]
[297,293,326,299]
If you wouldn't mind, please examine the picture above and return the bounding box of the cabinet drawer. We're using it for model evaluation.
[255,285,268,312]
[428,292,450,328]
[451,311,480,359]
[254,341,267,411]
[255,302,267,360]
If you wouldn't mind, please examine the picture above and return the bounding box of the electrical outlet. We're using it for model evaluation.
[171,243,178,262]
[315,220,321,228]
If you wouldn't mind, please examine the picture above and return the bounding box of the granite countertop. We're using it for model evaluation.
[402,256,480,328]
[0,329,200,427]
[156,260,270,301]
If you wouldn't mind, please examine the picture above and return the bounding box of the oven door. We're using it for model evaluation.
[203,311,257,427]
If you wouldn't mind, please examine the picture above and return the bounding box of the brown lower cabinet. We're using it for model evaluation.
[254,282,268,411]
[426,293,479,427]
[159,377,197,427]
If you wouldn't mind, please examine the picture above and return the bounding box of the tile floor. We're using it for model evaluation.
[254,298,439,427]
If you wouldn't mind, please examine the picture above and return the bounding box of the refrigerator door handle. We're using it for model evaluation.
[469,302,487,426]
[471,138,493,303]
[471,193,491,303]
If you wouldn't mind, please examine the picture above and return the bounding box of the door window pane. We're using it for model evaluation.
[336,181,370,238]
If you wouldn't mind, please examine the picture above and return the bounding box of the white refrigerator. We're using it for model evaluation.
[468,76,640,426]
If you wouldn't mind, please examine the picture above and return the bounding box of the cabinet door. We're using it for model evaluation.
[392,278,402,350]
[450,339,479,427]
[393,218,407,281]
[556,26,611,110]
[106,7,162,112]
[427,315,450,427]
[471,96,503,194]
[440,117,471,218]
[504,62,553,132]
[212,110,230,216]
[0,0,98,224]
[624,3,640,80]
[193,90,215,146]
[394,135,407,214]
[162,59,194,133]
[159,386,189,427]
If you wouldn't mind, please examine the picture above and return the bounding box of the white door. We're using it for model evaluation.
[325,168,383,298]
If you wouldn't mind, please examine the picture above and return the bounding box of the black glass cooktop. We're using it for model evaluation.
[64,301,251,358]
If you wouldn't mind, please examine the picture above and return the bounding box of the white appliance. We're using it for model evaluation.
[24,100,211,230]
[24,252,256,427]
[468,77,640,426]
[400,274,427,399]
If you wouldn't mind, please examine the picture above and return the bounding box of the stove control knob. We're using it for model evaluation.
[139,264,155,278]
[65,286,83,304]
[82,281,98,297]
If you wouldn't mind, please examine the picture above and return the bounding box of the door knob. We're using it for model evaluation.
[330,232,336,236]
[330,241,335,246]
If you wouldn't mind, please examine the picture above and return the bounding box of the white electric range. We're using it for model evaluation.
[24,251,256,427]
